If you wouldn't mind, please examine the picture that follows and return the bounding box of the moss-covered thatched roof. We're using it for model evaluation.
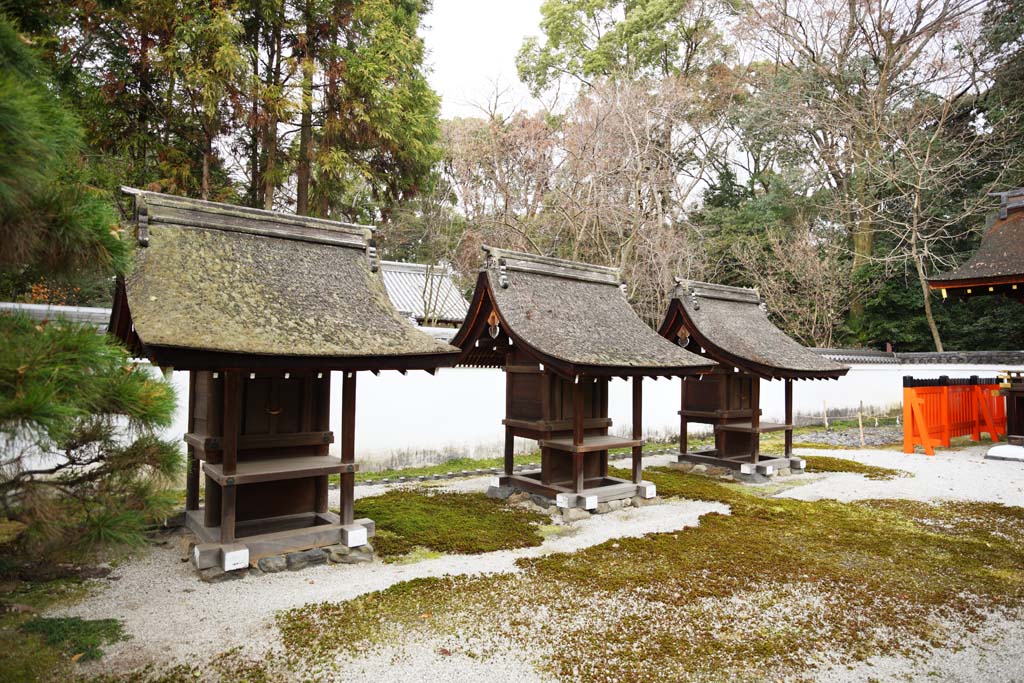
[453,247,714,376]
[114,191,457,367]
[929,192,1024,291]
[661,280,847,380]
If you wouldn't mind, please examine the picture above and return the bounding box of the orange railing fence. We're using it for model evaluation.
[903,376,1006,455]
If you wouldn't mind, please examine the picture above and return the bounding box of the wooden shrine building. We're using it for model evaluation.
[110,190,458,571]
[452,247,715,509]
[659,280,847,476]
[928,188,1024,451]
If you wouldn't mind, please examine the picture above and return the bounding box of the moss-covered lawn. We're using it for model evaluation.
[351,490,548,559]
[279,466,1024,682]
[0,576,124,683]
[802,454,908,480]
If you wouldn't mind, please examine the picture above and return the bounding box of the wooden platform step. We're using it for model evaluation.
[538,434,644,453]
[203,455,355,485]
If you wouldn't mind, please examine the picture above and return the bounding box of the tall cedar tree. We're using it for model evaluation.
[0,15,180,559]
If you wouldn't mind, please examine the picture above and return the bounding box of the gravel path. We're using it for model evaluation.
[780,444,1024,506]
[810,608,1024,683]
[61,445,1024,680]
[63,493,726,671]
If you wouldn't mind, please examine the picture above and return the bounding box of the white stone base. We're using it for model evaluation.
[986,444,1024,462]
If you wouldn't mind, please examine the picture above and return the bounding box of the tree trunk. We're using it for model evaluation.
[201,134,212,201]
[263,18,283,210]
[295,5,314,216]
[914,253,943,352]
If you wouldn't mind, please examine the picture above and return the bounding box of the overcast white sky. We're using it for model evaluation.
[420,0,545,119]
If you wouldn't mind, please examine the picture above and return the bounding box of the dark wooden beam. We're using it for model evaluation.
[784,379,793,457]
[340,371,357,525]
[185,370,199,511]
[680,377,689,456]
[632,375,643,484]
[222,370,241,476]
[751,375,761,464]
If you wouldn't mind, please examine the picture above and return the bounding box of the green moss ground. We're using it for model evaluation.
[351,490,548,559]
[802,455,908,480]
[280,466,1024,683]
[0,576,121,683]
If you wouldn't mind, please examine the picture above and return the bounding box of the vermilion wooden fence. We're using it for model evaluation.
[903,376,1007,455]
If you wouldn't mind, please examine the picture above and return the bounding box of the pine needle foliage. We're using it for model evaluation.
[0,315,181,556]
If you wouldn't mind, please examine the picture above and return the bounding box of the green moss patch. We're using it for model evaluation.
[352,490,547,559]
[285,468,1024,682]
[19,616,126,662]
[803,455,908,480]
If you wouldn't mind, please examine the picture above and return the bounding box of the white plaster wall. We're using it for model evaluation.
[162,361,1024,468]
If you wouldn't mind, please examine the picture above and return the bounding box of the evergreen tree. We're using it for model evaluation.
[0,14,180,559]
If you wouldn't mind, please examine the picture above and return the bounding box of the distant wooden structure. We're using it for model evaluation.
[110,190,457,570]
[380,260,469,328]
[452,248,714,509]
[928,188,1024,447]
[659,280,848,475]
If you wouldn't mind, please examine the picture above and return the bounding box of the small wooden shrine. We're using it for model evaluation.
[452,248,714,509]
[659,280,848,475]
[110,190,458,571]
[928,188,1024,451]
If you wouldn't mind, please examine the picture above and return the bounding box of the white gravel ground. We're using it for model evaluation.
[810,609,1024,683]
[59,445,1024,680]
[780,444,1024,505]
[62,491,726,672]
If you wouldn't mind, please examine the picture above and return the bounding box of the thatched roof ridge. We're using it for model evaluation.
[113,190,458,369]
[452,246,714,375]
[661,279,847,380]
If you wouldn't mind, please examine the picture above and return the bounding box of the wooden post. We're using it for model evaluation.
[185,371,199,511]
[680,378,689,455]
[573,378,584,493]
[632,376,643,484]
[940,383,951,447]
[220,482,235,543]
[572,378,584,446]
[784,378,793,457]
[504,428,514,477]
[902,387,914,453]
[219,369,241,543]
[750,375,761,464]
[222,370,241,476]
[314,475,328,514]
[858,401,866,447]
[341,371,357,525]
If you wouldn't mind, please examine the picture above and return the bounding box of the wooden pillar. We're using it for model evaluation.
[679,377,688,455]
[573,378,584,493]
[219,483,236,543]
[203,474,221,528]
[504,429,514,476]
[185,371,199,511]
[750,374,761,464]
[340,371,357,525]
[572,378,584,445]
[784,378,793,457]
[714,373,727,457]
[219,370,241,543]
[632,376,643,484]
[314,475,328,514]
[222,370,241,476]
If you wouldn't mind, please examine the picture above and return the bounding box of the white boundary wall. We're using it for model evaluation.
[163,360,1024,469]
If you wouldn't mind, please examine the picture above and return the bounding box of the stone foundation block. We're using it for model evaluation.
[257,555,288,573]
[486,485,514,500]
[341,524,368,548]
[286,548,327,571]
